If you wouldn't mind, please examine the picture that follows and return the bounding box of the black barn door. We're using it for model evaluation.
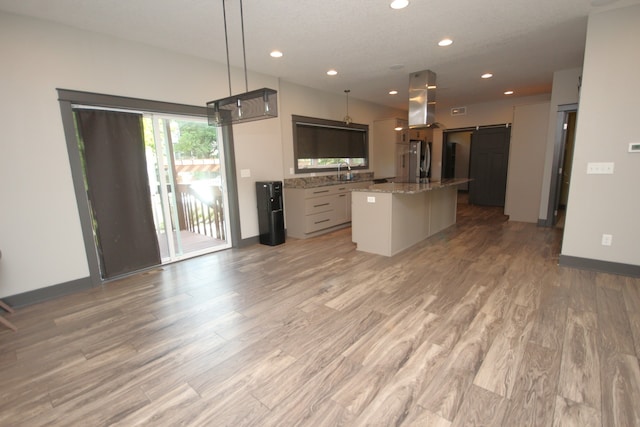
[468,127,511,206]
[75,109,161,278]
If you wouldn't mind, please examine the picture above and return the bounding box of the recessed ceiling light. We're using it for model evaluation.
[504,90,514,95]
[389,90,398,95]
[394,126,404,131]
[427,85,437,89]
[327,69,338,76]
[270,50,283,58]
[438,38,453,47]
[390,0,409,9]
[481,73,493,79]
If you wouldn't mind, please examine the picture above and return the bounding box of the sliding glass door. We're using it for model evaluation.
[74,107,230,279]
[144,114,231,262]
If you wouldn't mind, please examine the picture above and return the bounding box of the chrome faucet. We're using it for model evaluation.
[337,162,351,181]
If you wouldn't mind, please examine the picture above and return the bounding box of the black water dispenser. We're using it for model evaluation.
[255,181,285,246]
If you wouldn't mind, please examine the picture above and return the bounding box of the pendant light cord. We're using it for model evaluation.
[221,0,249,95]
[239,0,249,93]
[222,0,232,96]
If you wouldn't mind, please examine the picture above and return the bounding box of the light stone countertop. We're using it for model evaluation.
[352,178,472,194]
[283,172,375,189]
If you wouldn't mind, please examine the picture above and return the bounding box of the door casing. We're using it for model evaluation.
[58,89,241,285]
[543,103,578,227]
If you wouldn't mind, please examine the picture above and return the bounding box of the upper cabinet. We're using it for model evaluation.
[396,119,410,143]
[373,118,408,178]
[410,128,426,141]
[372,118,434,179]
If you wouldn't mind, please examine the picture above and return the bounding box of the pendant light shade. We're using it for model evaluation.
[207,88,278,126]
[207,0,278,127]
[343,89,352,125]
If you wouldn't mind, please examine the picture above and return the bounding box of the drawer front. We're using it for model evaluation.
[303,184,352,198]
[304,194,336,215]
[305,210,337,232]
[305,187,335,198]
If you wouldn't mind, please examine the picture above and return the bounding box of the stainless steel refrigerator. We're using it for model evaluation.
[408,140,431,182]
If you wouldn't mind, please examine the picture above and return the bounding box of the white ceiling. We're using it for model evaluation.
[1,0,638,112]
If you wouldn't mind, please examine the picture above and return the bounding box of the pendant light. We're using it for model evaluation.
[343,89,352,125]
[207,0,278,126]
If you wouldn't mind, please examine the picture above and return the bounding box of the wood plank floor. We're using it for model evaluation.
[2,196,640,426]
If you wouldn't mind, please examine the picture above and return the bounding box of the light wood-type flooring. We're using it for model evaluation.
[2,196,640,426]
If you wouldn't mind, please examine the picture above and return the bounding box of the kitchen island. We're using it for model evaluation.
[351,179,470,256]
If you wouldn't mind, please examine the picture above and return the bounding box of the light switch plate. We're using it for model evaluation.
[240,169,251,178]
[367,196,376,203]
[586,162,614,174]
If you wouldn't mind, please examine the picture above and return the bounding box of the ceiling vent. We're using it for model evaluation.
[451,106,467,116]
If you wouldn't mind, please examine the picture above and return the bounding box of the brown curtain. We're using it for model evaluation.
[74,109,160,278]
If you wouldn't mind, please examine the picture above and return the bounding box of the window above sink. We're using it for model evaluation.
[292,115,369,174]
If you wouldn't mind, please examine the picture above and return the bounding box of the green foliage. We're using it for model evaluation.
[143,117,155,150]
[174,121,218,159]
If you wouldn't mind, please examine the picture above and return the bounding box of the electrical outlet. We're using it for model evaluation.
[367,196,376,203]
[601,234,613,246]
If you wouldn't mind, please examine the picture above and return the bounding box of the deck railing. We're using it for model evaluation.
[176,183,225,240]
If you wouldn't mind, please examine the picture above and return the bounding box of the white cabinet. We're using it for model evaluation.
[395,143,410,182]
[334,192,349,224]
[373,118,434,180]
[284,181,371,238]
[410,128,427,140]
[373,118,409,178]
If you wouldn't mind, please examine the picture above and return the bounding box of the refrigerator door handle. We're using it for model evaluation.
[425,143,431,178]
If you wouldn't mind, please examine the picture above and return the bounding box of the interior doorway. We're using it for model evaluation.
[442,130,472,191]
[546,105,578,227]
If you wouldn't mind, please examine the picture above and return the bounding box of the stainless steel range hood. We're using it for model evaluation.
[408,70,436,128]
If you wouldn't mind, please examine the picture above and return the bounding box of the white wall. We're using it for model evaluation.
[438,94,550,130]
[504,102,550,223]
[561,4,640,266]
[0,12,405,298]
[0,11,283,297]
[429,94,550,181]
[279,81,404,180]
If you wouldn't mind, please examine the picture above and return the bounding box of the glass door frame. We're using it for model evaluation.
[146,112,232,262]
[58,89,242,285]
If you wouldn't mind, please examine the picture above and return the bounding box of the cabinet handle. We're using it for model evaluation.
[314,203,330,207]
[312,189,330,194]
[314,219,330,224]
[339,194,346,197]
[338,187,346,190]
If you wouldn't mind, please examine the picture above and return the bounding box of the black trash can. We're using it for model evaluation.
[256,181,285,246]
